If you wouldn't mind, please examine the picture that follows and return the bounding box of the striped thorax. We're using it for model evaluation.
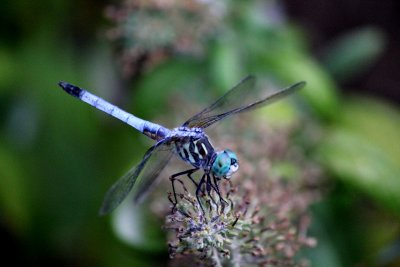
[172,127,215,170]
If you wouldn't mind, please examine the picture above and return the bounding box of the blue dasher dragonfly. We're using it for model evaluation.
[58,76,305,215]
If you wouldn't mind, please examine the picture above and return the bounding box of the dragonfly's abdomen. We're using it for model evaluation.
[58,81,171,140]
[175,137,214,169]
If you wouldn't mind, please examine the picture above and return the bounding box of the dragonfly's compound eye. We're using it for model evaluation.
[212,150,239,178]
[212,151,231,177]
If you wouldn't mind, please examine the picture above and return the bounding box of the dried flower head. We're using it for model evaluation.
[166,180,236,259]
[166,177,316,266]
[105,0,226,77]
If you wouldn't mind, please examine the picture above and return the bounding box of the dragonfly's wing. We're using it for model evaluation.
[183,75,305,129]
[99,140,173,215]
[132,146,174,203]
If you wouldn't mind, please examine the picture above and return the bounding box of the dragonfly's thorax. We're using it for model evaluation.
[176,126,203,134]
[172,128,215,169]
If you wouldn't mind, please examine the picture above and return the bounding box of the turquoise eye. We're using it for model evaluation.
[225,149,237,162]
[212,150,239,178]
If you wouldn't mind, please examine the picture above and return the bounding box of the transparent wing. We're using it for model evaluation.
[183,75,305,129]
[132,146,174,203]
[99,140,173,215]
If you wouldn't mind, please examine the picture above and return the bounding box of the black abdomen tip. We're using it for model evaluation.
[58,81,83,98]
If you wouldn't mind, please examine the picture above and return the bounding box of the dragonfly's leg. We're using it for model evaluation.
[205,174,217,207]
[170,168,199,205]
[196,173,206,216]
[207,174,228,212]
[186,172,199,187]
[213,174,228,205]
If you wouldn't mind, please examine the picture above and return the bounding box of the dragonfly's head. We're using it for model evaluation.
[211,149,239,179]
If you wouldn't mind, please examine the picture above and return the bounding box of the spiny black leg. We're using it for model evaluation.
[186,171,199,187]
[205,174,217,207]
[170,168,199,206]
[207,174,226,212]
[170,178,178,208]
[213,174,228,205]
[170,168,198,180]
[196,173,206,216]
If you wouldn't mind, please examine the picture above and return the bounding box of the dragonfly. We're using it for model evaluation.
[58,76,305,215]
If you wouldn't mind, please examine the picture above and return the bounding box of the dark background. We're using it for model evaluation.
[1,0,400,266]
[284,0,400,103]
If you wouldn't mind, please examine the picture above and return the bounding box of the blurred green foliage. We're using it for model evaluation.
[1,0,399,266]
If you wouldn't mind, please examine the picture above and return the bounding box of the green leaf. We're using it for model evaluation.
[339,96,400,161]
[209,39,242,92]
[246,27,341,121]
[278,56,340,121]
[322,27,386,81]
[0,146,30,234]
[316,128,400,214]
[0,47,16,91]
[317,95,400,214]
